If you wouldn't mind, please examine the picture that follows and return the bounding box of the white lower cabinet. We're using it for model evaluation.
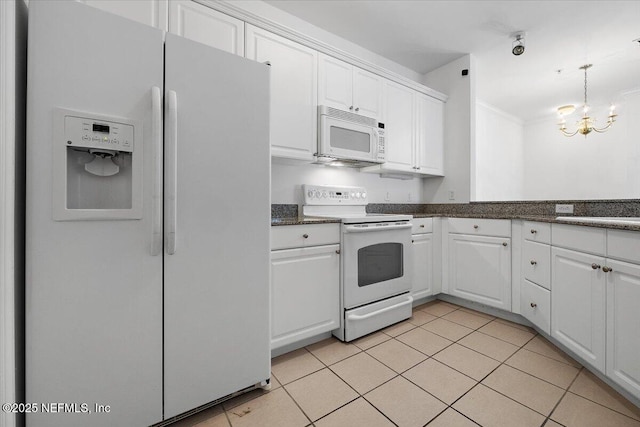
[448,233,511,310]
[551,247,606,372]
[411,233,433,300]
[270,243,340,350]
[521,279,551,335]
[606,258,640,398]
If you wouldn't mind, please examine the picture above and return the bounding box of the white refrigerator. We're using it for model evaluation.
[26,2,271,426]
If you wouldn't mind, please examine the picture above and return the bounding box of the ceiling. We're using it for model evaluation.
[264,0,640,121]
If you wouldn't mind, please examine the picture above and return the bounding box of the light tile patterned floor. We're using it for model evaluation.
[172,300,640,427]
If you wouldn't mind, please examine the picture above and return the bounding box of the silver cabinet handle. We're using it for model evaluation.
[303,234,309,239]
[473,225,479,229]
[420,224,425,228]
[592,263,601,270]
[349,106,354,110]
[502,242,508,247]
[335,249,340,254]
[530,260,537,265]
[530,229,537,234]
[602,266,613,273]
[355,107,360,112]
[530,302,537,308]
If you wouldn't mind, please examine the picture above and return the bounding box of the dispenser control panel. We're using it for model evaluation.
[64,115,134,153]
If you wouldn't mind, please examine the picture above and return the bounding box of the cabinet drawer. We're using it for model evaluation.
[523,221,551,244]
[448,218,511,237]
[521,279,550,335]
[412,217,433,234]
[271,223,340,250]
[607,229,640,264]
[551,224,606,255]
[522,241,551,289]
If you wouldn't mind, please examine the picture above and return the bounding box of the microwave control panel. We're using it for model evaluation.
[377,122,385,161]
[303,184,367,205]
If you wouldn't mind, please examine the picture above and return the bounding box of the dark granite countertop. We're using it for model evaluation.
[271,217,341,226]
[272,213,640,231]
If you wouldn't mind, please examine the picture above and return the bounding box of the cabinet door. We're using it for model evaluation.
[246,25,318,161]
[415,93,444,175]
[551,247,606,372]
[271,245,340,350]
[606,258,640,399]
[169,1,243,55]
[383,81,415,172]
[412,234,433,300]
[77,0,168,30]
[448,234,511,310]
[318,54,353,112]
[353,67,383,120]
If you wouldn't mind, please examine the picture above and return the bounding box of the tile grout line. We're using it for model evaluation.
[543,365,583,426]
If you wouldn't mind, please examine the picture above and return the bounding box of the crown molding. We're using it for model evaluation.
[195,0,448,102]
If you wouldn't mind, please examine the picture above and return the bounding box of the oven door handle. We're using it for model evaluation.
[346,295,414,321]
[344,223,413,233]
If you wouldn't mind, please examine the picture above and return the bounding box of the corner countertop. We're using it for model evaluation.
[272,214,640,232]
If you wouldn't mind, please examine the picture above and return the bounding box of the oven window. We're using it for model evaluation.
[358,243,403,287]
[330,126,371,153]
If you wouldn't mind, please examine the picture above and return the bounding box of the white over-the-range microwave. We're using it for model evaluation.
[316,105,385,167]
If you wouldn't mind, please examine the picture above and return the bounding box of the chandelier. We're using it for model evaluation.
[557,64,617,137]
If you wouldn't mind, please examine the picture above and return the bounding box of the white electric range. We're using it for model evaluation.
[303,184,414,341]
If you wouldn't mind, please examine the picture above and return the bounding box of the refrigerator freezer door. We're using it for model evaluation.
[163,33,271,418]
[26,2,164,426]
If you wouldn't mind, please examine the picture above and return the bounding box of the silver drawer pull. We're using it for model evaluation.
[530,260,537,265]
[336,249,340,254]
[530,302,537,308]
[473,225,479,229]
[592,263,601,270]
[420,224,425,228]
[303,234,309,239]
[530,229,537,234]
[602,266,613,273]
[502,242,508,247]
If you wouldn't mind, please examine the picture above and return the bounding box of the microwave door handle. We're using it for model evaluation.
[343,223,413,233]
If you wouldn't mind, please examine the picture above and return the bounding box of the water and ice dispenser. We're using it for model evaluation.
[53,108,143,220]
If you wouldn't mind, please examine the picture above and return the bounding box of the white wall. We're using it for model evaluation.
[272,160,424,205]
[523,90,640,200]
[475,102,525,201]
[422,55,474,203]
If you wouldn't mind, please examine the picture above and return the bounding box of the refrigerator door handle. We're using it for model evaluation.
[166,90,178,255]
[151,86,163,256]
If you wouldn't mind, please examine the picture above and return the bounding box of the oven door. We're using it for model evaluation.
[342,222,413,309]
[319,115,379,163]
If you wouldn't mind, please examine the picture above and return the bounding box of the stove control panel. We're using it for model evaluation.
[303,184,367,205]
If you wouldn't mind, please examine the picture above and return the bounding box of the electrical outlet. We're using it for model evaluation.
[556,204,574,214]
[448,190,455,200]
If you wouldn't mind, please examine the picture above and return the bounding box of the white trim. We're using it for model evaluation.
[195,0,448,102]
[0,0,18,425]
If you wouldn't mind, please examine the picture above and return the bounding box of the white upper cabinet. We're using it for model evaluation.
[383,80,415,173]
[362,80,444,177]
[246,25,318,161]
[77,0,168,30]
[168,1,244,56]
[415,93,444,175]
[318,54,383,120]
